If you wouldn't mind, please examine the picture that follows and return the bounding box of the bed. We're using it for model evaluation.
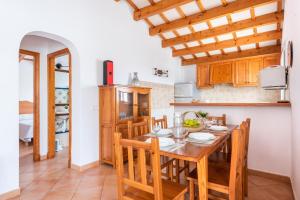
[19,101,34,142]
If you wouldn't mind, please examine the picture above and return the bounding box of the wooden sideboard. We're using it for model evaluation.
[98,85,151,166]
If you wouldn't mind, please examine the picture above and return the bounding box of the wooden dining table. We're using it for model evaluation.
[134,124,237,200]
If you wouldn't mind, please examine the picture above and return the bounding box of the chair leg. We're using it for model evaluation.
[184,161,190,177]
[189,180,195,200]
[175,159,180,183]
[168,160,174,182]
[244,164,248,197]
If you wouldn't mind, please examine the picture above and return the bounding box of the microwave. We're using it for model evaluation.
[260,65,287,90]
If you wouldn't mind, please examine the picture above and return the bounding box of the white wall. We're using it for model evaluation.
[19,60,33,102]
[282,0,300,198]
[0,0,179,195]
[175,106,292,176]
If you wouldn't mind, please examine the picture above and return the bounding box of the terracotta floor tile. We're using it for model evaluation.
[17,148,294,200]
[249,174,284,187]
[43,190,75,200]
[72,187,102,200]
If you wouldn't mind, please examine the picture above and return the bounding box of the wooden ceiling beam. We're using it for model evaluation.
[173,30,282,57]
[149,0,278,36]
[182,45,281,65]
[133,0,194,21]
[162,11,283,47]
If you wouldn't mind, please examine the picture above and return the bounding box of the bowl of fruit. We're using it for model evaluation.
[182,112,204,132]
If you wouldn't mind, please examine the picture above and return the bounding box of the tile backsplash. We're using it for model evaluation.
[140,81,174,109]
[140,81,174,125]
[193,84,280,103]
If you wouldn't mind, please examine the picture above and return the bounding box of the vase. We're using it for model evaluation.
[131,72,140,86]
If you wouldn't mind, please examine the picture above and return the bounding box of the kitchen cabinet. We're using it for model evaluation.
[210,62,233,84]
[98,85,151,166]
[233,60,248,86]
[248,58,263,85]
[234,58,263,86]
[262,55,281,68]
[196,54,280,88]
[196,64,212,88]
[233,56,278,87]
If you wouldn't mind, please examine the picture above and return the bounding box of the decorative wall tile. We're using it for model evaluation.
[194,84,280,103]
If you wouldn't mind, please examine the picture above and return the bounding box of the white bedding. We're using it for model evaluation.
[19,114,33,142]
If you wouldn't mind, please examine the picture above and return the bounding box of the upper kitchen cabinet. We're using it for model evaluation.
[196,54,281,88]
[248,58,263,85]
[233,60,248,86]
[196,64,212,89]
[262,55,281,68]
[233,58,262,87]
[210,62,233,85]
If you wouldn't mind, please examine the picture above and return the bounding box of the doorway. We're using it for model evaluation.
[19,49,40,161]
[47,48,72,167]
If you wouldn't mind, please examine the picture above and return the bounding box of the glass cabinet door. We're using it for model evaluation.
[137,92,150,117]
[118,89,134,121]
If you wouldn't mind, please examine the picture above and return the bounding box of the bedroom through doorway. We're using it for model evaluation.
[18,49,40,161]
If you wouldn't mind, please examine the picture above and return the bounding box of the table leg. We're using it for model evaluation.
[197,155,208,200]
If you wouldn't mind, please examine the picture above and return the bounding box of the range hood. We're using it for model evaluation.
[260,65,288,90]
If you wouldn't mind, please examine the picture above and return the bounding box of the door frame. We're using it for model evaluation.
[19,49,40,161]
[47,48,72,167]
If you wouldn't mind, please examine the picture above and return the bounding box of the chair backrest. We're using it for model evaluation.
[228,121,247,200]
[244,118,251,160]
[152,115,168,129]
[207,114,226,126]
[114,132,163,200]
[128,119,149,139]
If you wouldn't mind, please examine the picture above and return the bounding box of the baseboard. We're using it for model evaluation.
[71,160,99,172]
[248,169,291,184]
[291,178,297,200]
[0,188,20,200]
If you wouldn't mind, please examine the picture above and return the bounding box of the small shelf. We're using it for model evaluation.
[55,87,69,90]
[55,113,69,116]
[55,103,69,106]
[170,102,291,107]
[55,69,69,73]
[56,130,69,134]
[119,101,133,105]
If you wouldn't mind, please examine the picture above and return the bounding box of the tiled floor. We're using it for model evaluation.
[13,150,294,200]
[19,141,33,158]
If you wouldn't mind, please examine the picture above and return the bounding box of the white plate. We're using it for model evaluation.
[188,132,216,141]
[154,129,173,136]
[209,125,228,131]
[145,137,175,147]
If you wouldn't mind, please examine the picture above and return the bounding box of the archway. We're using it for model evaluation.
[18,31,80,167]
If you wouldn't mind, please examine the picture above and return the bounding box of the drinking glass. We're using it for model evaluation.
[153,125,161,134]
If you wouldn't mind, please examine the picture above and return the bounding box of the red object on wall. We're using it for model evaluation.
[103,60,113,85]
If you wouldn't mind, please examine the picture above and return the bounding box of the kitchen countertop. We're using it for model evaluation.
[170,102,291,107]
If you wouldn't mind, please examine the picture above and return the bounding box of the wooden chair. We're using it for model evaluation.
[243,118,251,197]
[152,116,190,183]
[127,118,174,181]
[207,114,228,153]
[207,114,227,126]
[187,122,247,200]
[208,118,251,198]
[152,115,168,129]
[114,132,187,200]
[128,119,149,139]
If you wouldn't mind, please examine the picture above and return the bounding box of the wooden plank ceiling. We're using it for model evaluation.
[120,0,283,66]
